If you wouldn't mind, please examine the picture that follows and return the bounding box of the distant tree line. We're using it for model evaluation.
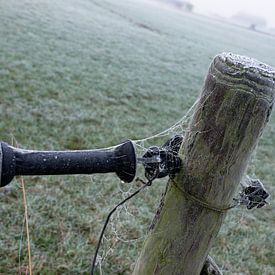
[159,0,194,12]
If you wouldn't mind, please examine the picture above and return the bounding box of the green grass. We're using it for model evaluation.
[0,0,275,274]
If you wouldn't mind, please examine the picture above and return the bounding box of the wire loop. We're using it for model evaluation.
[171,179,237,213]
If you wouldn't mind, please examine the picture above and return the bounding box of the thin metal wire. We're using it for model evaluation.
[90,179,152,275]
[171,179,238,213]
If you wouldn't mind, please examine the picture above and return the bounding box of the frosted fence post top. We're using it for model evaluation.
[219,52,275,75]
[211,52,275,103]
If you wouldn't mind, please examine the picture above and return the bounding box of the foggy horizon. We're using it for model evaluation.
[190,0,275,29]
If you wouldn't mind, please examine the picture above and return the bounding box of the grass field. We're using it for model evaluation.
[0,0,275,274]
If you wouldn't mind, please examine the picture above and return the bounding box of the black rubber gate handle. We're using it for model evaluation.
[0,140,136,187]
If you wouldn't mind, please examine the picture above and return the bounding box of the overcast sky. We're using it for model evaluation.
[190,0,275,28]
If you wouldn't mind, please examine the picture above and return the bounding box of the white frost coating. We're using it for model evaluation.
[220,52,275,76]
[0,144,2,187]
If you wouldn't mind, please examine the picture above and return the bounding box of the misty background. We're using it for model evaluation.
[1,0,274,274]
[155,0,275,34]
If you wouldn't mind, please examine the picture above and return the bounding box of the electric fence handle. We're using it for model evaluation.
[0,140,137,187]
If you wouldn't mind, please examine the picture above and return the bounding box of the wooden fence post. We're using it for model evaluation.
[133,53,275,274]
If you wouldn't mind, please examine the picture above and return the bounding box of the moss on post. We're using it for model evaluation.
[133,53,275,275]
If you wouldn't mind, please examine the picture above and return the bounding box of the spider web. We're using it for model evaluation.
[91,96,204,273]
[13,89,263,274]
[91,87,266,274]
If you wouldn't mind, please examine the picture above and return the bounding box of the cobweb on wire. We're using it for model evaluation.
[91,88,270,274]
[133,97,199,156]
[91,97,200,274]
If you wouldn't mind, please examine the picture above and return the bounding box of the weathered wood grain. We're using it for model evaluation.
[133,53,275,275]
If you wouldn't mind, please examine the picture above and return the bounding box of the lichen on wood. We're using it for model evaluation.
[133,53,275,275]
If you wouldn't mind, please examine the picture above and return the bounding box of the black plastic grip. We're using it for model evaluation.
[0,141,136,187]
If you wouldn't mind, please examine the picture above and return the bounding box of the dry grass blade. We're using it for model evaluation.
[19,177,33,275]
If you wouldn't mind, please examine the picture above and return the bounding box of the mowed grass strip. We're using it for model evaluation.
[0,0,275,273]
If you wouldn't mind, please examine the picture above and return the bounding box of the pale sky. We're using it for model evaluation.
[190,0,275,28]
